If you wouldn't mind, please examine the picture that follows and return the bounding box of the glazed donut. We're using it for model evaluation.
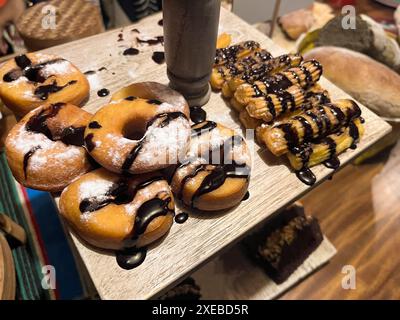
[110,81,189,112]
[59,168,175,250]
[171,121,251,211]
[5,102,93,192]
[84,97,191,174]
[0,53,89,117]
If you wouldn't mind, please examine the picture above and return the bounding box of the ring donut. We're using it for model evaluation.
[84,96,191,174]
[5,102,93,192]
[171,121,251,211]
[0,53,89,117]
[59,168,175,250]
[110,81,189,112]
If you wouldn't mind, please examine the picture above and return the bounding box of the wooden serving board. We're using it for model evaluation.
[193,238,336,300]
[44,8,391,299]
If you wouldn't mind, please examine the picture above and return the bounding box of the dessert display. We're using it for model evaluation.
[59,169,174,252]
[304,46,400,119]
[171,121,251,211]
[5,103,93,192]
[244,203,323,284]
[212,40,365,185]
[0,53,90,117]
[3,50,252,270]
[158,277,201,300]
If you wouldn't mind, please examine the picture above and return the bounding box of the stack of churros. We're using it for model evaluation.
[212,36,365,185]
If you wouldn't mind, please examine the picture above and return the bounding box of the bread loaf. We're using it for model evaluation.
[304,46,400,118]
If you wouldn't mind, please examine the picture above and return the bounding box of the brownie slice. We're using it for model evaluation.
[244,204,323,284]
[158,277,201,300]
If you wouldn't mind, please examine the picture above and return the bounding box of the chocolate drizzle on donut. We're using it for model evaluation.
[84,134,96,152]
[35,80,77,100]
[88,121,102,129]
[147,99,162,105]
[79,175,165,213]
[25,102,86,147]
[121,112,188,173]
[59,126,86,146]
[23,146,41,179]
[125,96,137,101]
[177,133,250,209]
[3,55,67,83]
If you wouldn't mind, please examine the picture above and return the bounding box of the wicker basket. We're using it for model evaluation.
[16,0,105,51]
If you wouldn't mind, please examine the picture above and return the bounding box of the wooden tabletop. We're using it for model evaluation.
[282,141,400,299]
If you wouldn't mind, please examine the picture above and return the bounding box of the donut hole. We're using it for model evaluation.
[122,125,146,141]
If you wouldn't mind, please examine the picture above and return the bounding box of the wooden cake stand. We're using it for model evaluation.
[42,8,392,299]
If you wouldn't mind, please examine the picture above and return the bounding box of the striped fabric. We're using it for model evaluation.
[0,151,86,300]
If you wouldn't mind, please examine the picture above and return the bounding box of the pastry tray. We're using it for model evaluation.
[45,9,391,299]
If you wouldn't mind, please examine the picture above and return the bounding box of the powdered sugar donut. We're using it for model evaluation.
[0,53,89,117]
[84,97,191,174]
[5,103,93,192]
[171,121,251,211]
[59,168,175,250]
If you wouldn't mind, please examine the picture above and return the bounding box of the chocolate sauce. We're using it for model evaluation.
[84,70,96,76]
[296,168,316,186]
[242,191,250,201]
[158,19,163,26]
[152,51,165,64]
[79,176,165,214]
[98,67,107,72]
[125,96,137,101]
[35,80,77,100]
[123,47,139,56]
[189,106,207,124]
[97,88,110,97]
[26,102,64,139]
[175,212,189,224]
[118,33,124,42]
[324,156,340,169]
[4,56,66,83]
[122,112,187,173]
[147,99,162,105]
[88,121,102,129]
[23,146,41,179]
[177,135,250,208]
[191,162,250,208]
[278,123,298,151]
[60,126,86,146]
[131,197,172,240]
[137,36,164,45]
[84,133,96,152]
[191,121,217,137]
[349,121,360,149]
[131,28,140,33]
[116,247,147,270]
[294,116,313,140]
[15,54,32,69]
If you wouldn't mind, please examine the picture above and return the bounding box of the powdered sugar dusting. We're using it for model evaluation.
[78,179,115,202]
[134,116,190,167]
[41,60,74,78]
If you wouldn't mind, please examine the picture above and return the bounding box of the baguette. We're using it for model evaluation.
[304,46,400,118]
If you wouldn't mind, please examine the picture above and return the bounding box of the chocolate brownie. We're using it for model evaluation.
[244,204,323,284]
[158,277,201,300]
